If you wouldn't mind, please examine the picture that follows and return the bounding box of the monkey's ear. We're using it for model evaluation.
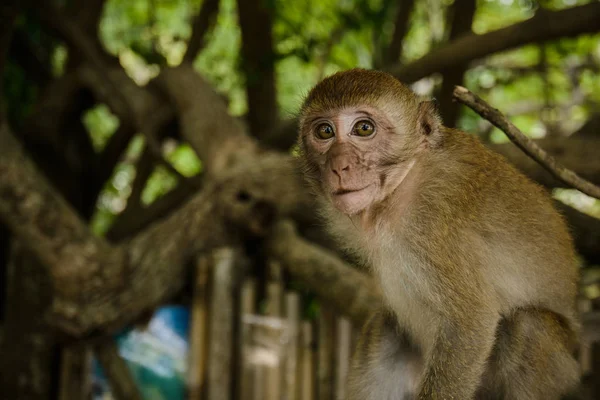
[417,100,444,147]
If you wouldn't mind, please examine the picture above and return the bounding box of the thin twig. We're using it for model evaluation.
[453,85,600,199]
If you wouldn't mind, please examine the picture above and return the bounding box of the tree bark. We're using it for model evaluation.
[183,0,220,63]
[382,0,416,66]
[236,0,279,139]
[0,247,57,400]
[437,0,476,127]
[0,0,18,109]
[93,339,143,400]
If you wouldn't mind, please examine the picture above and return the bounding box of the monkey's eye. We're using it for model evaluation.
[353,121,375,137]
[315,123,335,139]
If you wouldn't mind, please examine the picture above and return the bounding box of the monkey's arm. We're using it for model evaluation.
[417,310,499,400]
[410,240,500,400]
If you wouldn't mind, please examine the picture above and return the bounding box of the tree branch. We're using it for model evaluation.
[454,86,600,199]
[267,220,381,326]
[154,65,257,176]
[0,120,220,335]
[382,0,416,66]
[32,2,192,187]
[182,0,220,64]
[573,113,600,139]
[128,146,155,209]
[8,30,53,86]
[386,3,600,83]
[437,0,476,127]
[555,202,600,266]
[106,175,202,242]
[67,0,106,37]
[29,1,139,123]
[236,0,279,138]
[488,137,600,190]
[0,70,313,334]
[0,0,18,111]
[65,0,107,67]
[93,338,143,400]
[0,122,121,309]
[93,122,137,198]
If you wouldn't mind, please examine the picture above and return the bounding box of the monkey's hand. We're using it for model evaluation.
[417,310,499,400]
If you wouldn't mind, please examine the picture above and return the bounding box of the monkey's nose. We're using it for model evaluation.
[331,160,351,177]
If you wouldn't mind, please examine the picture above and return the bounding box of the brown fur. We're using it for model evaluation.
[298,69,580,399]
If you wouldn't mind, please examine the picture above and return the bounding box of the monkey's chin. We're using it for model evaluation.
[331,185,375,215]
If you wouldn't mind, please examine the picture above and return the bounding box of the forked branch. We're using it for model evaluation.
[453,86,600,199]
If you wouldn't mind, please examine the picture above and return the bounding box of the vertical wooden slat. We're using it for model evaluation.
[93,339,143,400]
[58,344,91,400]
[317,308,335,400]
[207,248,237,400]
[188,256,211,400]
[296,318,304,400]
[300,321,315,400]
[265,262,283,400]
[283,292,300,400]
[239,278,257,400]
[253,364,265,400]
[579,297,592,375]
[334,317,352,400]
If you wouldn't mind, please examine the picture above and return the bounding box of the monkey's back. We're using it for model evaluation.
[420,129,579,328]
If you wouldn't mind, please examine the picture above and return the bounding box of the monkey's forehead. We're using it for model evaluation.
[301,68,417,114]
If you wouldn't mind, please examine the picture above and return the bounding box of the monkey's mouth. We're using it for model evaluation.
[330,184,375,215]
[332,185,373,196]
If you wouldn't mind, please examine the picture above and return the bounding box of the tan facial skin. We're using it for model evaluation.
[302,106,417,216]
[298,69,580,400]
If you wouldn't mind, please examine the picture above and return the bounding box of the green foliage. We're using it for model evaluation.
[90,135,144,235]
[166,143,203,177]
[82,104,121,152]
[193,0,245,115]
[141,166,179,205]
[69,0,600,234]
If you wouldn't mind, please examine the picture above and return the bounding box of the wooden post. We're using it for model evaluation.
[283,292,300,400]
[188,256,211,400]
[253,364,265,400]
[207,248,237,400]
[239,278,257,400]
[265,261,283,400]
[317,308,335,400]
[300,321,315,400]
[93,338,143,400]
[334,317,352,400]
[58,344,92,400]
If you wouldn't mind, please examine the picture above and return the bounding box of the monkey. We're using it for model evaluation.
[297,68,580,400]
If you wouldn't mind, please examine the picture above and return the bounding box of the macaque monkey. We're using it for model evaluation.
[298,69,580,400]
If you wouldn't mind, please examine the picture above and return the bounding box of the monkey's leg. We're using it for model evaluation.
[346,310,423,400]
[478,308,580,400]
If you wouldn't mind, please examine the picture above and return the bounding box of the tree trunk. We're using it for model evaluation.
[0,248,57,400]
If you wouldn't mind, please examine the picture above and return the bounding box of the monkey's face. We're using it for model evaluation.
[299,105,420,216]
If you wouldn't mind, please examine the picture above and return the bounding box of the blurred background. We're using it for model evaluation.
[0,0,599,399]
